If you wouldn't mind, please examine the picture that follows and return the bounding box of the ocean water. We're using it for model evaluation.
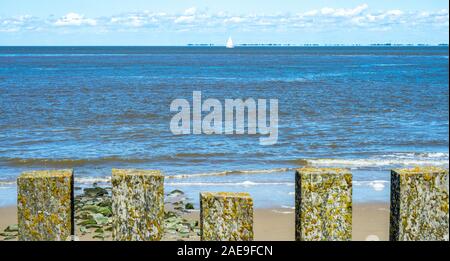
[0,46,448,208]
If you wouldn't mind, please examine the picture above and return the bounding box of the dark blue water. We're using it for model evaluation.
[0,46,448,207]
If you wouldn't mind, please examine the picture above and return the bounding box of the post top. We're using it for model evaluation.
[19,169,73,179]
[296,167,350,175]
[392,166,448,175]
[112,168,162,177]
[200,192,251,199]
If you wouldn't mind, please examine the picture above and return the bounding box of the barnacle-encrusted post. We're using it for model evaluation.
[295,167,352,241]
[390,167,449,241]
[200,192,254,241]
[17,169,74,241]
[111,169,164,241]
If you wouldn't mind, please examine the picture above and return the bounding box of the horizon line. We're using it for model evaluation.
[0,43,448,47]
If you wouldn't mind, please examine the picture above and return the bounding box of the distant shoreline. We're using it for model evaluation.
[188,44,449,47]
[0,44,448,48]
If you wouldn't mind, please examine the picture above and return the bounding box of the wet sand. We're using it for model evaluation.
[0,202,389,241]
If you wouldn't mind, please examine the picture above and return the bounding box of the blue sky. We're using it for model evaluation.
[0,0,448,45]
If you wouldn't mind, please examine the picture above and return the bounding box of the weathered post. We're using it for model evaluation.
[111,169,164,241]
[390,167,449,241]
[17,169,74,241]
[295,167,352,241]
[200,192,254,241]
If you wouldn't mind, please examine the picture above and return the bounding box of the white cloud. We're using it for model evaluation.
[174,15,195,24]
[173,7,201,24]
[0,15,39,32]
[54,13,97,26]
[386,10,403,16]
[116,15,144,27]
[320,4,368,17]
[109,12,165,28]
[1,5,448,35]
[224,16,245,24]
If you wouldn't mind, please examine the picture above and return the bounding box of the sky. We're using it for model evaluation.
[0,0,448,45]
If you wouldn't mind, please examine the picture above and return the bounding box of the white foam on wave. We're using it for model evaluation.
[0,181,16,186]
[3,152,446,189]
[166,181,294,187]
[305,152,449,170]
[371,182,385,191]
[75,177,111,184]
[281,205,295,210]
[168,168,292,179]
[353,180,389,191]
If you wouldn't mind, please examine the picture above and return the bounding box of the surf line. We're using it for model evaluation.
[170,91,279,145]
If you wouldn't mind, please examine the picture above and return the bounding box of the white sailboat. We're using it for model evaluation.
[226,37,234,48]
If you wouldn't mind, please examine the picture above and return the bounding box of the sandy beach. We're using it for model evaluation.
[0,202,389,241]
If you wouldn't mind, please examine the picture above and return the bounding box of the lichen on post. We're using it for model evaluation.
[111,169,164,241]
[17,169,74,241]
[390,167,449,241]
[200,192,254,241]
[295,167,352,241]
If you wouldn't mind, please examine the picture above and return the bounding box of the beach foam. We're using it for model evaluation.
[166,181,294,187]
[300,152,449,170]
[167,168,292,179]
[353,180,388,191]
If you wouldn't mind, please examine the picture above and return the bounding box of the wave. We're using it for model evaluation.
[367,152,448,158]
[0,156,150,167]
[167,168,292,179]
[166,181,294,187]
[284,159,310,166]
[305,158,448,169]
[353,180,389,191]
[263,77,308,83]
[174,152,228,158]
[76,177,294,187]
[75,177,111,184]
[0,153,257,167]
[1,152,447,186]
[1,176,114,186]
[0,178,390,190]
[287,152,449,170]
[0,181,16,186]
[73,168,293,184]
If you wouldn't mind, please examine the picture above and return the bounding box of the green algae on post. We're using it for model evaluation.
[111,169,164,241]
[295,167,352,241]
[390,167,449,241]
[17,169,74,241]
[200,192,253,241]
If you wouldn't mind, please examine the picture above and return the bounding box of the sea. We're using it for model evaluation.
[0,46,448,208]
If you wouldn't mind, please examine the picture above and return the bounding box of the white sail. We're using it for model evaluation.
[226,37,234,48]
